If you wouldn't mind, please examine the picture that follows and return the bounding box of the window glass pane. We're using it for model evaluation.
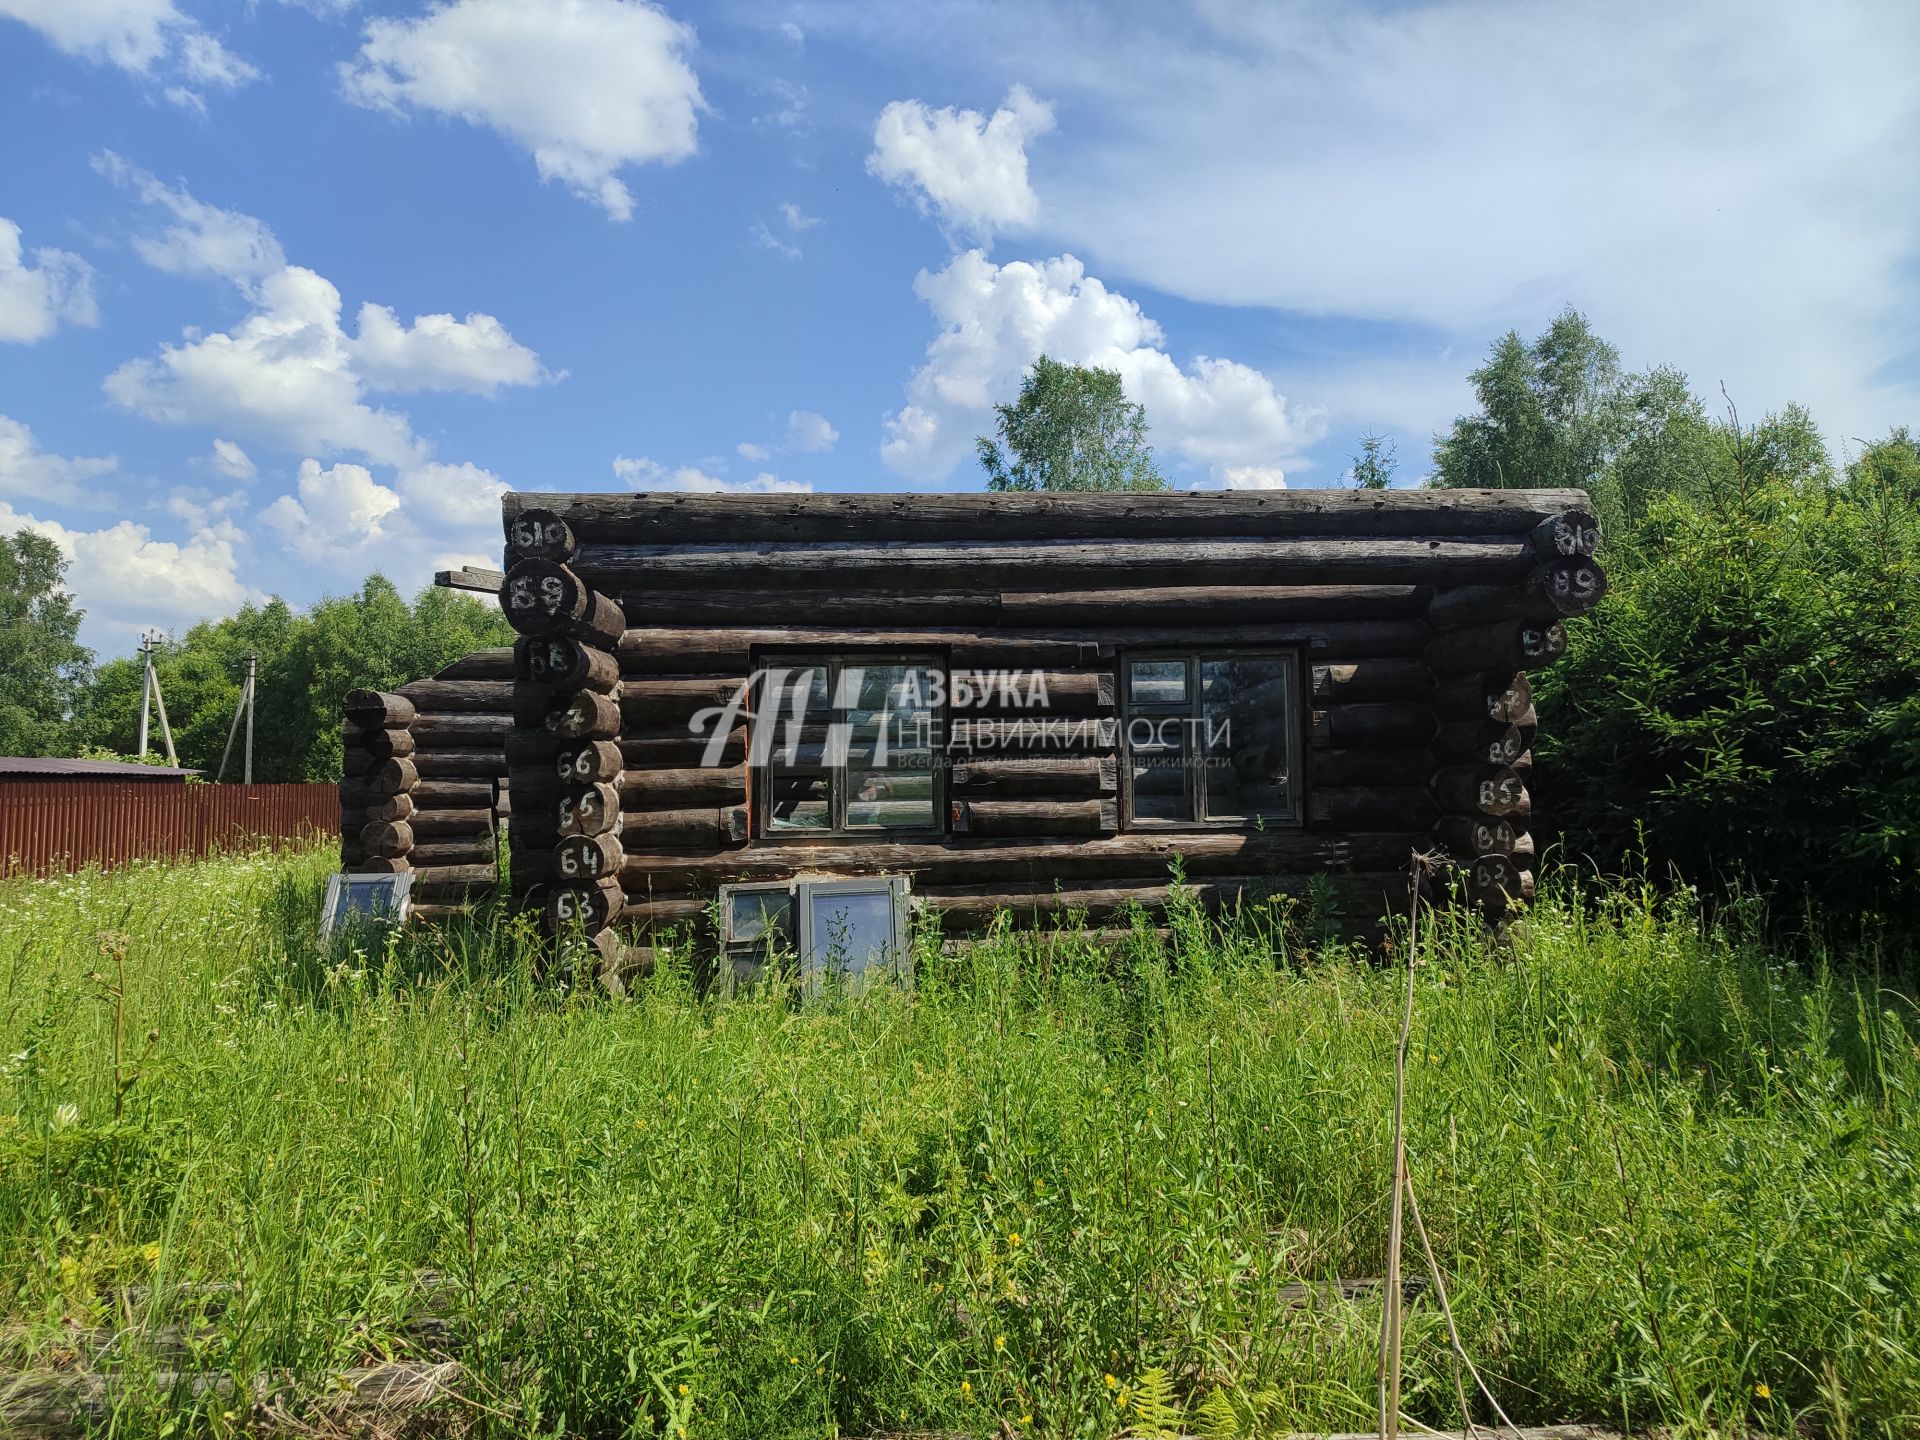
[808,887,898,979]
[845,764,937,828]
[769,770,831,830]
[1130,659,1188,706]
[1199,657,1295,820]
[1128,722,1191,823]
[729,889,793,945]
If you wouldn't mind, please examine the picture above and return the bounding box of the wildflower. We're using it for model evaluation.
[676,1383,688,1396]
[1008,1231,1021,1247]
[994,1336,1006,1351]
[961,1380,973,1397]
[1755,1383,1771,1399]
[1116,1388,1131,1410]
[788,1356,798,1365]
[1105,1373,1117,1389]
[1020,1416,1033,1426]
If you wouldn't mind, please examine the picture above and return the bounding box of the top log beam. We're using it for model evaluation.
[575,536,1540,591]
[507,488,1591,544]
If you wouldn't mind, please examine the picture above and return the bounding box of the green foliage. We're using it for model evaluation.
[1431,308,1623,491]
[71,577,511,780]
[1349,432,1397,489]
[0,848,1915,1437]
[978,354,1167,492]
[1539,413,1920,936]
[0,530,92,756]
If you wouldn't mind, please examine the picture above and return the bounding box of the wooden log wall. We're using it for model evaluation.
[390,653,506,913]
[497,508,631,976]
[1422,507,1603,916]
[470,489,1601,947]
[338,690,418,875]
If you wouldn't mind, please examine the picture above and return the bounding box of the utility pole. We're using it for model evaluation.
[244,652,257,784]
[136,635,152,758]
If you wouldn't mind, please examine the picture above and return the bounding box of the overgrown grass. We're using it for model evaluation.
[0,844,1915,1438]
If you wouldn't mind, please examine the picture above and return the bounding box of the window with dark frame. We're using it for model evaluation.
[756,655,945,836]
[1120,651,1302,829]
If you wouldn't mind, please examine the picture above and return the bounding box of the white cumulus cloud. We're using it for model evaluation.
[94,153,286,289]
[612,456,809,493]
[350,304,552,394]
[785,410,838,453]
[0,219,99,343]
[0,0,258,107]
[261,457,402,560]
[0,498,254,650]
[209,438,255,481]
[868,86,1053,238]
[1216,466,1288,490]
[882,250,1319,484]
[0,415,119,503]
[340,0,704,221]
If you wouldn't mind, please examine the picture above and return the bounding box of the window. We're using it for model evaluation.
[320,872,413,941]
[756,655,944,836]
[718,876,913,995]
[1120,652,1302,828]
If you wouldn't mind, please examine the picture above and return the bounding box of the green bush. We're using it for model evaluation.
[1539,427,1920,941]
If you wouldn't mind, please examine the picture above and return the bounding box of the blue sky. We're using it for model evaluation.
[2,0,1916,654]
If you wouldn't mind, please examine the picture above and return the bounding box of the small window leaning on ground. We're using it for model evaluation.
[1120,652,1303,829]
[755,655,945,836]
[718,875,913,995]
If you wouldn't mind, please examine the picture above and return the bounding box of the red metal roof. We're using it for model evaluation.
[0,757,197,781]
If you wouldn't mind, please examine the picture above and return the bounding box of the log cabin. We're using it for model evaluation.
[336,489,1604,982]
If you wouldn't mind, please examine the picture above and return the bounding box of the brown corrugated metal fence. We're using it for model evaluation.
[0,782,340,877]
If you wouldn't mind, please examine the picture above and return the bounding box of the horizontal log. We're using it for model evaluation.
[410,838,496,866]
[412,780,493,809]
[959,798,1117,838]
[344,724,414,759]
[338,767,413,803]
[410,750,504,780]
[623,725,744,768]
[359,820,413,855]
[948,717,1117,752]
[555,832,624,883]
[955,669,1113,717]
[1091,619,1429,658]
[1434,764,1530,818]
[619,676,745,727]
[435,564,507,594]
[546,878,623,935]
[343,689,415,728]
[409,864,497,897]
[619,806,748,848]
[617,830,1427,893]
[548,691,622,740]
[1425,620,1566,675]
[949,755,1116,796]
[559,782,622,837]
[1310,702,1436,748]
[408,808,495,837]
[621,766,747,806]
[1531,509,1600,558]
[1311,747,1432,786]
[917,873,1413,932]
[504,730,560,767]
[394,679,512,712]
[516,635,619,692]
[361,792,414,824]
[431,647,513,682]
[516,489,1588,544]
[1462,852,1528,910]
[1432,815,1517,857]
[577,536,1543,591]
[1522,554,1608,614]
[412,712,512,744]
[1001,585,1431,624]
[1432,716,1534,767]
[1512,830,1537,862]
[1309,786,1440,830]
[499,558,588,634]
[1309,659,1431,702]
[359,856,411,875]
[1427,558,1607,630]
[549,739,623,786]
[1431,671,1533,724]
[339,837,364,867]
[505,506,577,563]
[618,626,1104,672]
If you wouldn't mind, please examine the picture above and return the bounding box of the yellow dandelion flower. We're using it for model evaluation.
[1008,1231,1022,1246]
[676,1383,688,1396]
[788,1356,798,1365]
[1020,1416,1033,1426]
[994,1336,1006,1351]
[961,1380,973,1397]
[1755,1383,1772,1399]
[1105,1373,1117,1389]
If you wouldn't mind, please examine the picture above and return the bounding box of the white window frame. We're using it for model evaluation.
[718,875,913,994]
[320,871,414,941]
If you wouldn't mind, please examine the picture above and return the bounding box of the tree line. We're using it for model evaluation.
[0,561,511,781]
